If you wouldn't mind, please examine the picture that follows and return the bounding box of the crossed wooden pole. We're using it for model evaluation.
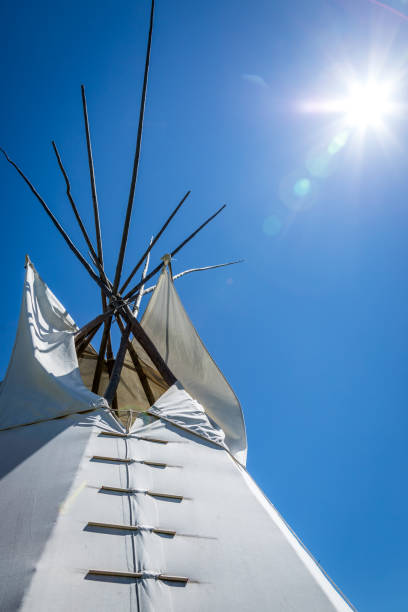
[0,0,241,411]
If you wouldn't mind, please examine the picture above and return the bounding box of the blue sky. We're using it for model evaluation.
[1,0,408,609]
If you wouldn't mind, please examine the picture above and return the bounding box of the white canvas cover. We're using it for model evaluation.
[0,263,354,611]
[138,267,247,465]
[0,386,354,611]
[148,381,226,449]
[0,259,107,431]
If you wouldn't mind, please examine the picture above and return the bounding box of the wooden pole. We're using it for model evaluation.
[123,203,226,302]
[81,84,104,270]
[112,0,155,293]
[119,190,190,294]
[75,311,112,345]
[51,141,98,263]
[172,259,243,280]
[88,250,112,289]
[105,234,175,406]
[53,135,114,386]
[76,320,103,358]
[0,148,113,299]
[52,142,112,292]
[87,244,114,395]
[86,569,188,583]
[115,241,155,405]
[123,305,175,384]
[133,236,152,317]
[105,304,176,408]
[92,317,113,393]
[141,259,244,296]
[104,321,132,405]
[105,345,119,414]
[169,204,226,261]
[81,84,115,382]
[116,314,155,406]
[81,86,110,303]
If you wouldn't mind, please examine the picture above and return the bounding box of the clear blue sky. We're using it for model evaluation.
[1,0,408,609]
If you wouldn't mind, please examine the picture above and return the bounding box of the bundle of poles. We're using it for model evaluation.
[0,0,242,413]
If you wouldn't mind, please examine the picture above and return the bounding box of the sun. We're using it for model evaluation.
[298,75,399,135]
[343,80,393,129]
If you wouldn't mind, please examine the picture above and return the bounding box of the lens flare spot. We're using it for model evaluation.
[280,172,318,211]
[328,130,349,155]
[262,215,282,236]
[293,178,311,197]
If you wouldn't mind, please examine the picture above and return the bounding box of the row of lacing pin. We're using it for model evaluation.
[86,419,188,584]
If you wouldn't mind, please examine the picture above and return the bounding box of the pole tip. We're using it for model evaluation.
[161,254,172,267]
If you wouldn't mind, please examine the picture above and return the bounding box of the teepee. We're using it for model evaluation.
[0,2,355,610]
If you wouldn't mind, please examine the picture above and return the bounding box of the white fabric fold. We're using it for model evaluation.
[148,383,227,449]
[139,268,247,464]
[0,260,108,430]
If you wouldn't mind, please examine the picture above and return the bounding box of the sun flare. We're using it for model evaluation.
[343,81,393,129]
[299,75,399,135]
